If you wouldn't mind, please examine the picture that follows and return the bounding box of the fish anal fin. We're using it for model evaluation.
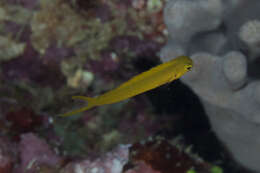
[60,96,96,117]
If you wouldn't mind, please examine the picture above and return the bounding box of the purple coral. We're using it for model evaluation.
[3,21,32,42]
[16,133,61,173]
[0,137,16,173]
[89,51,120,74]
[95,4,112,22]
[1,43,66,88]
[8,0,39,10]
[110,36,161,57]
[42,43,75,64]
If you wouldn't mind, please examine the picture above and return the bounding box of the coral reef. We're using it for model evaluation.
[5,107,43,134]
[0,0,174,172]
[61,137,215,173]
[0,0,233,172]
[126,137,212,173]
[0,137,16,173]
[0,35,26,61]
[161,0,260,172]
[16,133,62,173]
[62,144,130,173]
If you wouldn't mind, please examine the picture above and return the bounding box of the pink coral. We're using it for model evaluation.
[17,133,61,173]
[0,137,16,173]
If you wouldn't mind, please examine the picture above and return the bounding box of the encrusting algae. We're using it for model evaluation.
[61,56,193,117]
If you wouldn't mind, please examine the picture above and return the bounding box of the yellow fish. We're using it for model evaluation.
[61,56,193,117]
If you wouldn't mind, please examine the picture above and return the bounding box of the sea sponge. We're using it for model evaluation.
[162,0,260,171]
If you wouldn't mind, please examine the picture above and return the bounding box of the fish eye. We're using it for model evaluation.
[186,66,192,71]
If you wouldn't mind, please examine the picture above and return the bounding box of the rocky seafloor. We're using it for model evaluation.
[0,0,253,172]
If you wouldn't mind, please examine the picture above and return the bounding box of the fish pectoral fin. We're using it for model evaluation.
[167,74,179,83]
[60,96,96,117]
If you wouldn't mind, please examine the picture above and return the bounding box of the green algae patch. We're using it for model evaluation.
[187,168,196,173]
[211,166,223,173]
[0,36,25,61]
[30,0,88,54]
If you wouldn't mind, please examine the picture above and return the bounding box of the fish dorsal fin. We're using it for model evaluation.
[119,59,176,89]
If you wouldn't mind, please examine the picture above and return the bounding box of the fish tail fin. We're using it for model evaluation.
[60,96,96,117]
